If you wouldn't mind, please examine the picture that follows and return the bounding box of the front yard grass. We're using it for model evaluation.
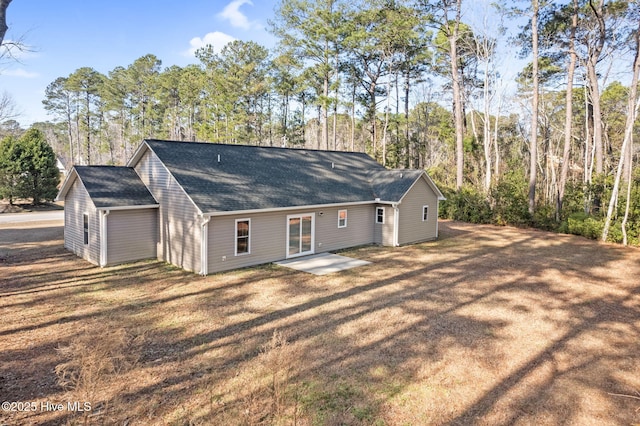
[1,220,639,425]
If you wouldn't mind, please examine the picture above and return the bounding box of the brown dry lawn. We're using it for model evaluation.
[1,220,639,425]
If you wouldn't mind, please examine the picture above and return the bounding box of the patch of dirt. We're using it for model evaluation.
[0,200,64,214]
[1,220,639,425]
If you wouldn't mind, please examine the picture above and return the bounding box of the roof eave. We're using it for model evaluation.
[126,140,151,167]
[95,204,160,211]
[203,200,395,217]
[396,171,445,204]
[55,167,79,201]
[132,140,204,216]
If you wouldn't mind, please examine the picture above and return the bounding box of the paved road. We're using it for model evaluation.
[0,211,64,224]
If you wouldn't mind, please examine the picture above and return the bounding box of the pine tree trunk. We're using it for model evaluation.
[529,0,539,215]
[404,69,412,168]
[482,57,492,192]
[450,3,465,189]
[621,158,633,245]
[602,20,640,242]
[557,0,578,221]
[587,61,604,175]
[587,0,606,176]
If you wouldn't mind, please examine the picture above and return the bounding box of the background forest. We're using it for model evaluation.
[2,0,640,245]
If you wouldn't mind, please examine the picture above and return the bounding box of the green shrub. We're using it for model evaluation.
[560,181,588,220]
[490,171,531,226]
[566,212,604,240]
[434,174,640,246]
[605,221,624,244]
[533,204,557,231]
[439,185,492,224]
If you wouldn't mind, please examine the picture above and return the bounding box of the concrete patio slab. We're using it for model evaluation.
[275,252,371,275]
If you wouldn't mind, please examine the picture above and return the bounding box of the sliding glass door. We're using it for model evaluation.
[287,213,315,258]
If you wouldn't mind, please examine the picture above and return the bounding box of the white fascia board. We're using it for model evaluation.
[397,171,446,204]
[58,170,98,210]
[132,141,204,216]
[203,200,394,217]
[423,172,446,200]
[96,204,159,212]
[55,168,79,201]
[126,140,150,167]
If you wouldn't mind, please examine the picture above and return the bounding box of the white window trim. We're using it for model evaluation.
[234,218,251,256]
[376,207,385,224]
[338,209,348,228]
[285,213,316,259]
[422,205,429,222]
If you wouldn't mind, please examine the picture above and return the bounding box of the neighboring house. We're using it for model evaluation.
[57,139,445,275]
[56,156,68,177]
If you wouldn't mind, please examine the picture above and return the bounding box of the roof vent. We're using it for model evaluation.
[217,154,221,163]
[400,172,403,178]
[331,162,335,169]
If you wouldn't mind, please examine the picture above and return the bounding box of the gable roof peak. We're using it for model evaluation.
[57,165,157,208]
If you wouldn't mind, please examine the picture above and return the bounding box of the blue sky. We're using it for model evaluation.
[1,0,278,125]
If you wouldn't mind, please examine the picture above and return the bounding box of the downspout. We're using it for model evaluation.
[99,210,110,267]
[436,202,440,239]
[392,203,399,247]
[200,215,211,276]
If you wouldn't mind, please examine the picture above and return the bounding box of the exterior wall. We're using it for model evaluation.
[134,149,201,273]
[397,176,440,245]
[64,178,100,265]
[373,205,395,246]
[208,205,375,273]
[106,209,158,266]
[315,205,374,252]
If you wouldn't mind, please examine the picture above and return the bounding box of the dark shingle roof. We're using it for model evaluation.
[143,140,431,213]
[370,169,425,201]
[74,166,157,208]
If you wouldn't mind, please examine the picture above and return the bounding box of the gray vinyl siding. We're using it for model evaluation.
[373,207,382,245]
[397,176,439,245]
[106,209,158,265]
[315,205,374,252]
[64,178,100,265]
[373,205,395,246]
[207,205,375,273]
[134,150,201,273]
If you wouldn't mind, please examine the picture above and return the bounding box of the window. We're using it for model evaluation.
[235,219,250,255]
[422,205,429,221]
[83,213,89,245]
[338,209,347,228]
[376,207,385,224]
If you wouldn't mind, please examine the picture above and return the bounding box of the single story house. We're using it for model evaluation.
[57,139,445,275]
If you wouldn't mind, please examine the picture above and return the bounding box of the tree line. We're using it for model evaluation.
[2,0,640,244]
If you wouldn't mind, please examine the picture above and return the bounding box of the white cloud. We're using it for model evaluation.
[217,0,260,30]
[1,68,39,78]
[184,31,236,57]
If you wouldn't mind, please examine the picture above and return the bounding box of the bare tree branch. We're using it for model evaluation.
[0,91,19,122]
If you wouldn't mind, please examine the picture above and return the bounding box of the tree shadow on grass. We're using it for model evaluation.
[2,221,640,425]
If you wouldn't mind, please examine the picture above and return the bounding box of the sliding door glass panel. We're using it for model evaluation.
[301,215,312,253]
[288,217,301,256]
